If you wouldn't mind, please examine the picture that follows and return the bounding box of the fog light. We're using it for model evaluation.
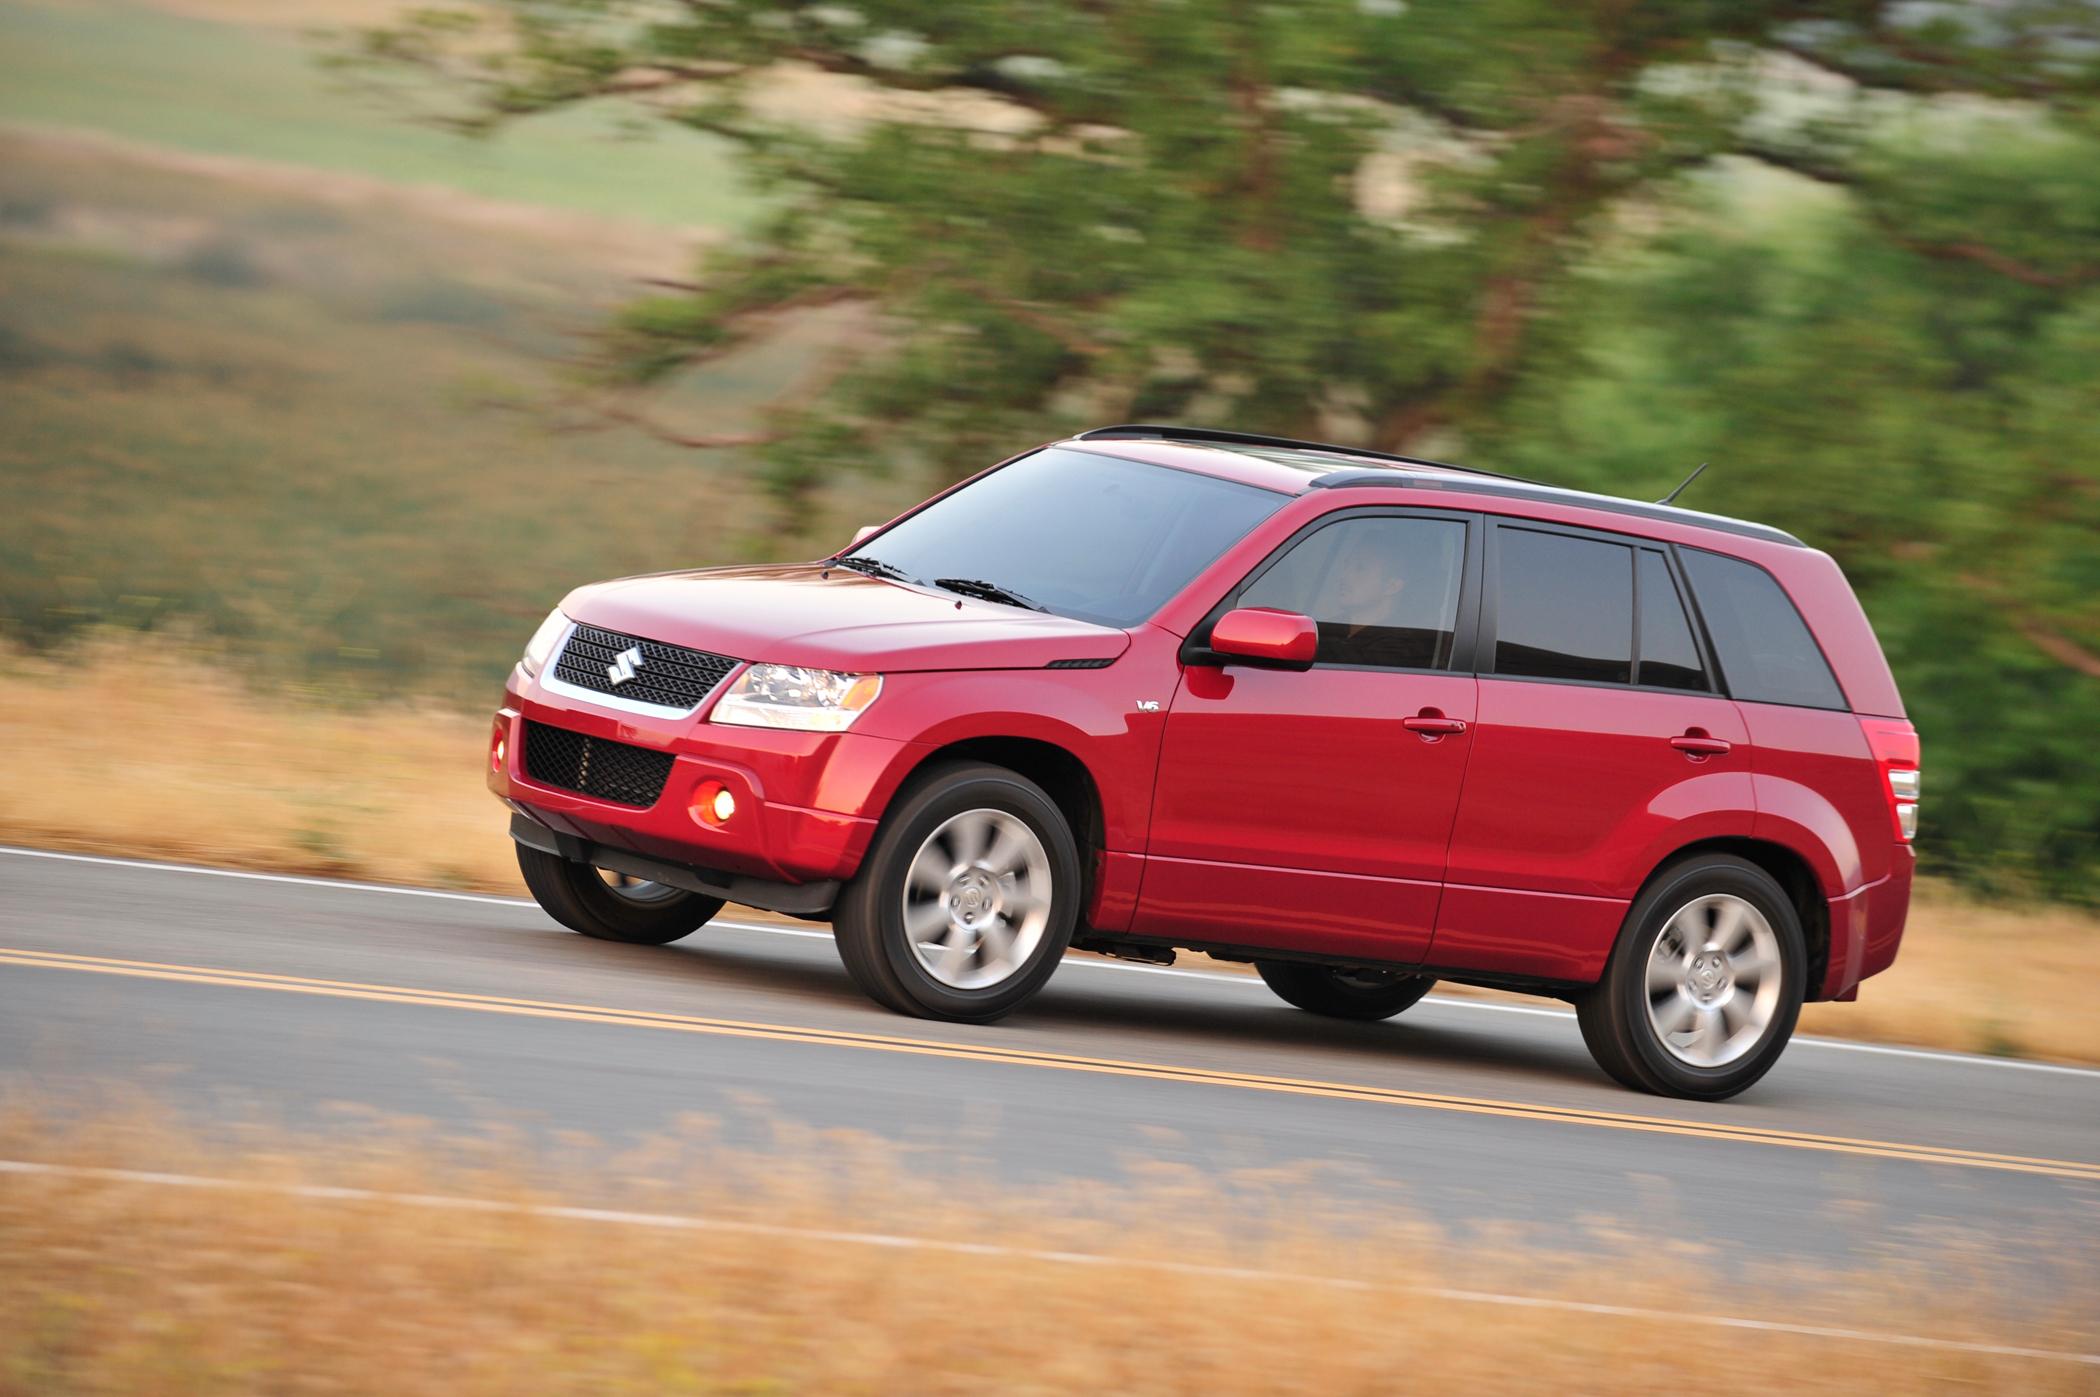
[691,780,736,828]
[491,734,506,770]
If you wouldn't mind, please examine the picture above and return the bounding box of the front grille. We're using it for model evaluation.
[522,720,675,808]
[552,623,739,711]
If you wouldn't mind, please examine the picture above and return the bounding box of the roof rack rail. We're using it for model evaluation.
[1073,423,1530,483]
[1304,469,1805,547]
[1071,423,1798,546]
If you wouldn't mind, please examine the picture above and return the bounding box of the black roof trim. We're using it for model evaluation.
[1072,423,1531,483]
[1307,470,1805,548]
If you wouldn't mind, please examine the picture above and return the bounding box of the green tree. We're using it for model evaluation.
[340,3,2084,501]
[344,1,2100,895]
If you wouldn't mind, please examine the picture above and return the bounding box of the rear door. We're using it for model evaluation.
[1136,509,1480,964]
[1434,523,1752,981]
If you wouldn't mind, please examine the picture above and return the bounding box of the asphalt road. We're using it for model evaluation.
[4,846,2097,1281]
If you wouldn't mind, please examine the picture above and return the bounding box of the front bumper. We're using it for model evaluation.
[488,668,910,894]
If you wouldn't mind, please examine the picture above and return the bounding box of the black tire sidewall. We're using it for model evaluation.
[571,868,724,943]
[1256,961,1435,1021]
[855,764,1081,1022]
[1610,856,1806,1100]
[515,842,723,945]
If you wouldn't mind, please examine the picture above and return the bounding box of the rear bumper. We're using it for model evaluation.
[487,672,910,891]
[1819,847,1914,1000]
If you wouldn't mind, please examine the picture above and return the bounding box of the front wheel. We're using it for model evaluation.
[516,843,724,945]
[833,762,1081,1023]
[1255,962,1435,1021]
[1577,854,1805,1100]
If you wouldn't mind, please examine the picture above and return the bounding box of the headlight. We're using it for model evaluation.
[711,665,882,732]
[519,609,568,677]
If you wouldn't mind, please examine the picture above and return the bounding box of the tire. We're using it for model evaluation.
[1576,854,1806,1100]
[1255,962,1435,1021]
[833,761,1081,1023]
[515,843,724,945]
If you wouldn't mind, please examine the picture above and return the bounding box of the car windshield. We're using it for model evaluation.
[845,447,1288,628]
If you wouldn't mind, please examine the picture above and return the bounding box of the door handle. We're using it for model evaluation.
[1670,733,1732,758]
[1403,713,1469,737]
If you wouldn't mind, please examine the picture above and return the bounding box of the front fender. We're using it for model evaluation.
[850,643,1183,853]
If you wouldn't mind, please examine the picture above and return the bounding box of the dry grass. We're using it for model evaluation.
[0,634,519,894]
[3,637,2096,1065]
[0,1104,2091,1394]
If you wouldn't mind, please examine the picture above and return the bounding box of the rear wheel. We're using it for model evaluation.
[515,843,724,945]
[1255,962,1435,1022]
[833,762,1080,1023]
[1577,854,1805,1100]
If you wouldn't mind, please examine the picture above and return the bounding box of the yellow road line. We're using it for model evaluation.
[4,947,2097,1182]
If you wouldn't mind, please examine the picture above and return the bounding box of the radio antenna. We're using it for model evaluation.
[1659,462,1709,506]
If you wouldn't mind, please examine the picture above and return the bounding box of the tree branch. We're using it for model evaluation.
[1886,232,2096,289]
[577,404,779,451]
[1959,571,2100,678]
[1737,140,1858,187]
[1858,205,2097,289]
[2019,621,2100,680]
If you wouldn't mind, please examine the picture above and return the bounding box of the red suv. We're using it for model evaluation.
[491,426,1918,1099]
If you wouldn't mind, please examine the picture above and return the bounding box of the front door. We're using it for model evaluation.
[1136,510,1479,963]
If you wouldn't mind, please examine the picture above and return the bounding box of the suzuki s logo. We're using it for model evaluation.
[606,645,645,686]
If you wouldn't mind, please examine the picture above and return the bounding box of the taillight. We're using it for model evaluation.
[1859,717,1920,844]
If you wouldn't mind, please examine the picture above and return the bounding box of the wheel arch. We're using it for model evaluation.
[879,736,1107,912]
[905,736,1103,851]
[1637,836,1830,1003]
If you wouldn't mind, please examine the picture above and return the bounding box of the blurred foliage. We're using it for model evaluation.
[335,1,2100,898]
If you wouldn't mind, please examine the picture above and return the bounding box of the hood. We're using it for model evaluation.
[562,564,1130,672]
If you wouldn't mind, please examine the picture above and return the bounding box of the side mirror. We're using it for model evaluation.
[1207,608,1318,670]
[850,524,881,546]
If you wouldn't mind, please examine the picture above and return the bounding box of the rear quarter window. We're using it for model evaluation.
[1681,550,1847,710]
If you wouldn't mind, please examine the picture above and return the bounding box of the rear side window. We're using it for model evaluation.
[1492,528,1633,684]
[1681,550,1846,709]
[1636,550,1708,692]
[1238,515,1466,669]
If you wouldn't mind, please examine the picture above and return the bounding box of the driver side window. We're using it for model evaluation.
[1239,516,1467,669]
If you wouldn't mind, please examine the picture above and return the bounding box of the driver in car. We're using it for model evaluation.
[1318,531,1439,669]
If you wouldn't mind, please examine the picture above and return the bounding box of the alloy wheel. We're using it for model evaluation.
[900,808,1052,990]
[1643,892,1783,1068]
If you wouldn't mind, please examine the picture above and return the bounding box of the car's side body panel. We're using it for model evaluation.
[1440,682,1757,902]
[1136,665,1478,961]
[1742,705,1891,895]
[1432,683,1758,981]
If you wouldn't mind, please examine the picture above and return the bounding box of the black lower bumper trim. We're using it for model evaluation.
[508,812,840,918]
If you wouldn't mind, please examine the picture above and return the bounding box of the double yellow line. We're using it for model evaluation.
[5,945,2097,1182]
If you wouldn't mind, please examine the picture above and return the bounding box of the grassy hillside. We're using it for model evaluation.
[0,131,881,699]
[0,0,757,228]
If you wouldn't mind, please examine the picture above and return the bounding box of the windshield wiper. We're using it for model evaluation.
[831,554,913,582]
[933,577,1046,612]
